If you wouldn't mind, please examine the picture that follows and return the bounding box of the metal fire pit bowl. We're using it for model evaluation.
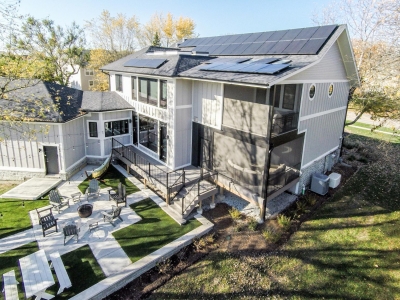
[77,203,93,218]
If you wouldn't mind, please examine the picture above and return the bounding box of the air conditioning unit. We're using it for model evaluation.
[310,173,329,195]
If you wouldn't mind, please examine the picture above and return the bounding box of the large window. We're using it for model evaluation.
[131,76,137,100]
[139,78,158,106]
[88,122,98,137]
[115,74,123,92]
[139,115,158,152]
[104,119,129,137]
[160,80,167,108]
[282,84,296,110]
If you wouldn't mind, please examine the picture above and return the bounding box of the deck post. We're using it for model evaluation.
[197,199,203,214]
[166,187,170,205]
[210,194,216,209]
[126,164,129,173]
[148,162,151,176]
[217,186,225,201]
[144,178,147,188]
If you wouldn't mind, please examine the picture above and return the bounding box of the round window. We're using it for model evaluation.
[309,84,316,100]
[328,83,334,97]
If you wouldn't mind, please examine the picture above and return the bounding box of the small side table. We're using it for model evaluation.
[71,192,83,203]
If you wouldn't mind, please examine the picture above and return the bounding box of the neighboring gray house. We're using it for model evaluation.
[0,24,359,221]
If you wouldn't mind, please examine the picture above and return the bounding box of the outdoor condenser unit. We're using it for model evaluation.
[310,173,329,195]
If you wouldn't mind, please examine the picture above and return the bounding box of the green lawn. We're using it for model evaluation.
[149,133,400,299]
[0,182,49,239]
[346,120,398,133]
[346,124,400,144]
[113,198,201,263]
[0,243,105,299]
[78,165,140,195]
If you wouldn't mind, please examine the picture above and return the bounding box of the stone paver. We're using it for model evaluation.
[0,229,35,254]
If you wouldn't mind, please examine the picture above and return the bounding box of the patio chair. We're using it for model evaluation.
[49,189,70,214]
[101,205,123,226]
[39,213,58,237]
[63,223,79,245]
[108,182,127,207]
[86,179,100,200]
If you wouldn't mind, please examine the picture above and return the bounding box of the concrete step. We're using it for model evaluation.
[162,205,187,225]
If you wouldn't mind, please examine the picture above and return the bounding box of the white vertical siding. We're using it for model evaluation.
[192,81,223,129]
[174,108,192,167]
[61,118,86,169]
[288,42,348,81]
[175,80,192,106]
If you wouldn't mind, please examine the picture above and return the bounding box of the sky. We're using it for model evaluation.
[17,0,334,38]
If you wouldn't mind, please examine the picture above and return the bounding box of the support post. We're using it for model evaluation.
[126,164,129,173]
[166,187,170,205]
[148,162,151,176]
[210,194,216,209]
[217,186,225,201]
[197,199,203,214]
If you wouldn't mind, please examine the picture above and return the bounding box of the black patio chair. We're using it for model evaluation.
[108,182,127,207]
[63,223,79,245]
[39,213,58,237]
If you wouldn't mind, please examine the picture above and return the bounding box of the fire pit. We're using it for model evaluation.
[77,203,93,218]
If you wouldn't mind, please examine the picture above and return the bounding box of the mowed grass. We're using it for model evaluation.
[150,133,400,299]
[113,198,201,263]
[78,165,140,195]
[345,125,400,144]
[0,243,105,299]
[0,182,49,239]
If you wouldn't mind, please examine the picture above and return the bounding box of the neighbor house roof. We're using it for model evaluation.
[0,79,132,123]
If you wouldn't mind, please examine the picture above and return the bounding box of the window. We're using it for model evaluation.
[139,78,158,106]
[104,120,129,137]
[88,122,98,138]
[115,74,123,92]
[160,80,167,108]
[309,84,316,100]
[328,83,334,97]
[282,84,296,110]
[85,69,94,76]
[139,115,158,153]
[89,80,94,87]
[131,76,137,100]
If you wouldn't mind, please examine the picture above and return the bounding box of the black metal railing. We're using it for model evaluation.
[112,138,185,201]
[266,166,300,196]
[272,112,299,135]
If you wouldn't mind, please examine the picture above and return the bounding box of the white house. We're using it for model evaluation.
[0,24,359,221]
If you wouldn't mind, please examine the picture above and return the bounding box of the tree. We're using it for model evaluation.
[152,31,161,47]
[85,10,139,91]
[313,0,400,128]
[11,17,89,86]
[138,13,196,48]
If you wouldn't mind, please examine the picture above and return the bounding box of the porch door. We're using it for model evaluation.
[200,138,211,169]
[44,146,59,174]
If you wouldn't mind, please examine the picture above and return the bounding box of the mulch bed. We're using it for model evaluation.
[104,163,357,300]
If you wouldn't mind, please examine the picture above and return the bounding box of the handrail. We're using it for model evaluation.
[182,178,202,215]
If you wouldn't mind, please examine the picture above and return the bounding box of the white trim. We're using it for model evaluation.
[108,71,171,81]
[86,155,108,159]
[299,106,347,122]
[99,113,104,157]
[172,78,177,169]
[65,156,86,173]
[301,146,339,170]
[86,120,99,140]
[308,84,316,101]
[58,124,65,172]
[218,83,224,130]
[175,104,192,109]
[279,79,349,84]
[179,76,271,89]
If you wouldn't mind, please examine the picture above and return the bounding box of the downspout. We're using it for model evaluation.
[101,70,110,91]
[339,87,353,157]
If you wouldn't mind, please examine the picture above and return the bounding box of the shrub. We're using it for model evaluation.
[296,200,307,213]
[347,154,356,161]
[305,194,317,206]
[228,207,242,221]
[204,233,216,245]
[234,224,244,232]
[157,259,173,274]
[248,218,258,231]
[193,237,207,251]
[262,228,282,243]
[277,214,292,231]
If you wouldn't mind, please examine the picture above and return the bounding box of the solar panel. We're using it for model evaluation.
[220,44,242,55]
[193,45,211,52]
[243,32,263,43]
[269,30,288,41]
[254,64,290,74]
[254,41,277,54]
[281,39,308,54]
[212,44,231,55]
[206,57,251,64]
[233,33,253,44]
[224,34,241,44]
[123,58,167,68]
[178,39,195,47]
[241,42,264,55]
[203,37,219,45]
[311,25,337,39]
[293,27,318,40]
[250,58,280,64]
[281,28,302,40]
[268,40,292,54]
[254,31,274,43]
[297,38,326,54]
[272,59,291,64]
[217,35,232,45]
[206,45,223,55]
[229,43,252,55]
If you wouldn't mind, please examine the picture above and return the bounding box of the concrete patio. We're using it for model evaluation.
[1,177,62,200]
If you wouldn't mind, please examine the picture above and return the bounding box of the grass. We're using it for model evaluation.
[0,243,105,299]
[0,183,49,239]
[346,120,399,133]
[345,125,400,144]
[78,165,140,195]
[149,132,400,299]
[113,198,201,263]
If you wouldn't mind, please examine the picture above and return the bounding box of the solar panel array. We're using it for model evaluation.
[179,25,337,56]
[124,58,167,68]
[200,61,290,75]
